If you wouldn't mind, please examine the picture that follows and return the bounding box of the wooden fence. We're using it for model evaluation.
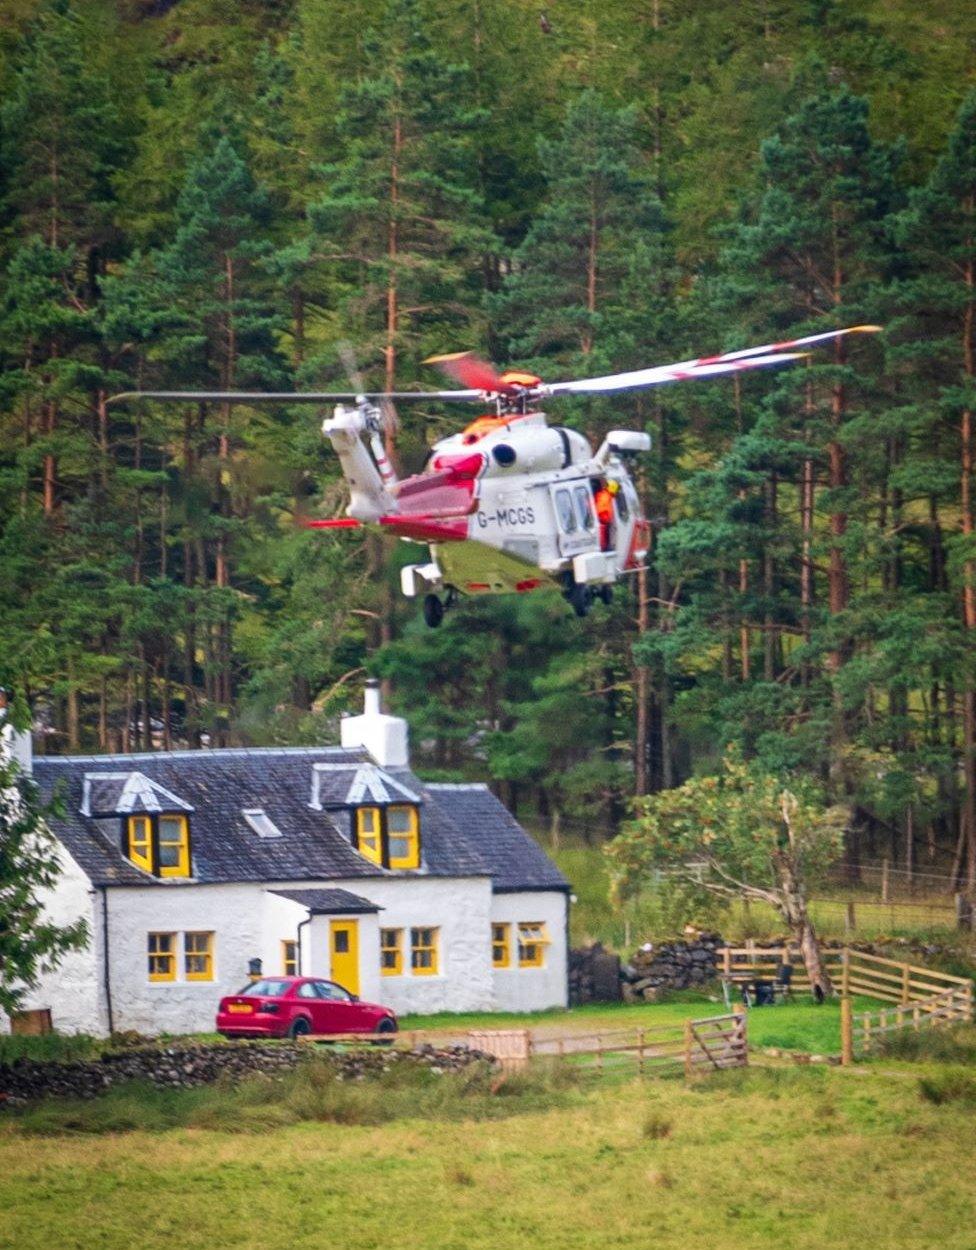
[842,985,973,1061]
[718,944,973,1009]
[470,1013,747,1076]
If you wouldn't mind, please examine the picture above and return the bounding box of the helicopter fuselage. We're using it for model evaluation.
[322,407,650,605]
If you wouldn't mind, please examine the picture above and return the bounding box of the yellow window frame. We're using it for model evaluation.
[380,927,403,976]
[158,814,191,878]
[491,923,511,968]
[356,806,383,865]
[127,815,153,874]
[148,932,176,982]
[410,927,439,976]
[387,805,420,869]
[517,922,549,969]
[282,939,298,976]
[184,931,214,981]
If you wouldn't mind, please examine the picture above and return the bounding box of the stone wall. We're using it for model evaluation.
[0,1040,491,1106]
[622,933,725,1000]
[570,934,726,1004]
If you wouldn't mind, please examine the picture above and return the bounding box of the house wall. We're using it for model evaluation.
[9,871,568,1038]
[490,890,569,1012]
[0,845,102,1036]
[325,876,495,1015]
[100,882,265,1035]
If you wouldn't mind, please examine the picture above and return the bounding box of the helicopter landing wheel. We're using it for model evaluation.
[568,582,591,618]
[598,584,613,606]
[423,594,445,628]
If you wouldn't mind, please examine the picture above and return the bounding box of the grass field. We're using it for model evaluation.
[3,1059,976,1250]
[402,994,864,1056]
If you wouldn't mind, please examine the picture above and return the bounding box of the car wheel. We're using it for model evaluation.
[288,1016,312,1039]
[373,1017,398,1046]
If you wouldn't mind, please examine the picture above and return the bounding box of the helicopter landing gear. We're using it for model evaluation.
[423,593,445,628]
[562,578,592,618]
[598,584,613,606]
[422,587,458,628]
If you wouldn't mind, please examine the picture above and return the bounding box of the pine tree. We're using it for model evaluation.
[891,89,976,890]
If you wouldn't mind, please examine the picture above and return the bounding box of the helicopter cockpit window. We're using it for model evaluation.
[615,487,630,522]
[555,488,576,532]
[573,485,595,530]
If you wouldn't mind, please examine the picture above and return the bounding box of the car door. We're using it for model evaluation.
[312,980,360,1033]
[293,980,325,1031]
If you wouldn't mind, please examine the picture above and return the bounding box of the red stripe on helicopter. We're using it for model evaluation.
[379,515,469,542]
[301,518,363,529]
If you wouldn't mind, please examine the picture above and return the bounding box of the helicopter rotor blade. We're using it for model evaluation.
[543,324,880,397]
[425,351,522,396]
[106,389,485,406]
[544,350,809,396]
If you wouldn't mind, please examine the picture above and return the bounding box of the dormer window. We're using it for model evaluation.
[387,805,419,869]
[354,804,419,870]
[356,807,383,866]
[125,813,191,878]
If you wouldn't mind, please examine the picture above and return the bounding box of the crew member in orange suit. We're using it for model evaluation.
[594,478,619,552]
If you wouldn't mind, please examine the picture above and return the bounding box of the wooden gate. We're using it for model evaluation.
[467,1029,532,1071]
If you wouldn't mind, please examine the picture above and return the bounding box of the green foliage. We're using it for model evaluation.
[608,751,846,931]
[11,1052,584,1136]
[1,0,976,881]
[0,744,88,1014]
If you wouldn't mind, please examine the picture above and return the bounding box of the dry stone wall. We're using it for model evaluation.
[570,934,726,1004]
[0,1040,491,1105]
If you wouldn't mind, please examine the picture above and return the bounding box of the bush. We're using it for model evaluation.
[878,1024,976,1065]
[10,1053,585,1136]
[918,1069,976,1107]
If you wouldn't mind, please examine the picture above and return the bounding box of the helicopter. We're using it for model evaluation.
[111,324,879,626]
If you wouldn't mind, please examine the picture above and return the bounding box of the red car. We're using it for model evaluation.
[216,976,397,1040]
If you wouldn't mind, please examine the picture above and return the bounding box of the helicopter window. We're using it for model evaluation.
[555,489,576,533]
[573,485,595,530]
[615,488,630,523]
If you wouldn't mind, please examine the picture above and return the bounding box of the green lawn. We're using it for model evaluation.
[403,994,867,1056]
[3,1061,975,1250]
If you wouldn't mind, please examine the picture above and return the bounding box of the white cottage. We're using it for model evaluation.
[5,684,569,1036]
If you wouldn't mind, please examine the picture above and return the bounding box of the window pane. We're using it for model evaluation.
[333,930,349,954]
[574,486,594,530]
[241,979,291,997]
[388,807,413,833]
[555,489,576,533]
[389,836,410,860]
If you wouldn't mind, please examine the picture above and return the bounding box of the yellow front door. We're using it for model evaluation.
[329,920,359,995]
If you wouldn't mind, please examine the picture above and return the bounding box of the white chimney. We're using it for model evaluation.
[0,689,33,775]
[340,679,409,768]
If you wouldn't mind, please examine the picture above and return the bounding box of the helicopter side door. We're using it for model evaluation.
[550,482,599,559]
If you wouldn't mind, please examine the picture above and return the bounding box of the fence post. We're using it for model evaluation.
[956,893,973,933]
[840,996,853,1067]
[684,1019,694,1078]
[881,857,890,904]
[841,946,850,997]
[845,901,856,935]
[901,962,910,1006]
[723,946,731,977]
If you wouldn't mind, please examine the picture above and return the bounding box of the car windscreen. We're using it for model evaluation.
[237,978,291,997]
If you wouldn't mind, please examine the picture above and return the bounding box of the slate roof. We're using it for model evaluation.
[269,888,382,914]
[426,784,570,892]
[32,749,568,895]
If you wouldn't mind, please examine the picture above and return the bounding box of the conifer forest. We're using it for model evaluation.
[3,0,976,885]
